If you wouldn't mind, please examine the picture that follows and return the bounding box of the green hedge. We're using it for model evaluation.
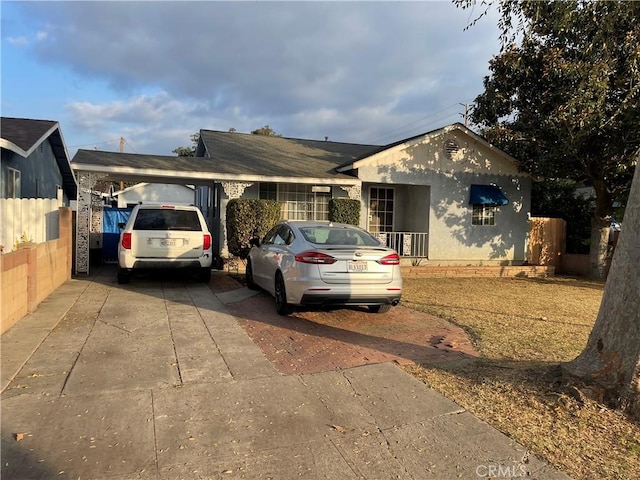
[226,199,281,257]
[328,198,360,226]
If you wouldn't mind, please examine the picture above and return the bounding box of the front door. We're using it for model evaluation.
[368,187,394,234]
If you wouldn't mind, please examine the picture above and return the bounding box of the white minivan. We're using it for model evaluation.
[117,204,213,284]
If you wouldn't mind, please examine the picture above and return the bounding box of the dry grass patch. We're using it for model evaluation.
[402,276,640,480]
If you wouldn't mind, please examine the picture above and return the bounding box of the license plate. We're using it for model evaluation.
[160,239,177,247]
[348,260,368,272]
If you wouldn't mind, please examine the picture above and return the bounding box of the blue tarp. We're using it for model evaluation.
[102,208,132,263]
[469,184,509,206]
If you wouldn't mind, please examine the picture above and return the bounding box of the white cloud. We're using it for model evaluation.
[7,35,29,46]
[8,1,502,154]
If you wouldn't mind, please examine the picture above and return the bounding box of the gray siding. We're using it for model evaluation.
[1,139,63,199]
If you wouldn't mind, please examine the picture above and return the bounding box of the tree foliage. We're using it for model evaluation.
[461,0,640,277]
[531,180,593,254]
[172,132,200,156]
[251,125,281,136]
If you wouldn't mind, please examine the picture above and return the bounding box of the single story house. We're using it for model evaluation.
[71,123,530,273]
[1,117,78,251]
[1,117,77,203]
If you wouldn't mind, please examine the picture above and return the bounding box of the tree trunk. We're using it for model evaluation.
[565,160,640,420]
[589,216,610,279]
[589,180,613,279]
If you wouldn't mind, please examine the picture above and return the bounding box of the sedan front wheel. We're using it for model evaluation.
[274,272,294,315]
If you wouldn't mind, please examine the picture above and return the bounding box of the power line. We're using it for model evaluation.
[361,100,474,145]
[122,137,138,154]
[67,138,122,149]
[68,136,138,153]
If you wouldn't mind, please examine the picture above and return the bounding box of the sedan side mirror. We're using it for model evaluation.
[249,236,261,248]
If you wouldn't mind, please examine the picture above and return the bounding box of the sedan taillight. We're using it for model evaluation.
[295,251,337,264]
[121,233,132,250]
[377,253,400,265]
[203,234,212,250]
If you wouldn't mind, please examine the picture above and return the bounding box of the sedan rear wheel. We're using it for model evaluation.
[368,304,391,314]
[274,272,294,315]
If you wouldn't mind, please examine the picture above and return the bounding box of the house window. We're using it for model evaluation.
[259,183,330,221]
[7,168,21,198]
[311,191,330,221]
[472,204,496,226]
[259,183,277,201]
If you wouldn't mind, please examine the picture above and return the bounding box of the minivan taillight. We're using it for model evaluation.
[377,253,400,265]
[203,234,211,250]
[121,233,132,250]
[295,251,337,264]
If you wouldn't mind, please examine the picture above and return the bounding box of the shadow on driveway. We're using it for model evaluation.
[224,289,478,375]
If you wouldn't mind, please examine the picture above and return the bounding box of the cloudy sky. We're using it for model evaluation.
[1,1,501,158]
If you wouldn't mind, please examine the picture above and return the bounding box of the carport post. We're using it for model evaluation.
[75,171,107,275]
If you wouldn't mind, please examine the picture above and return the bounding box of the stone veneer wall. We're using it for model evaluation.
[400,265,554,278]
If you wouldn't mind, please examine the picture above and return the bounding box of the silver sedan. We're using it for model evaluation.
[246,221,402,315]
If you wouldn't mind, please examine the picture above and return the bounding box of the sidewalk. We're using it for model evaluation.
[1,267,570,479]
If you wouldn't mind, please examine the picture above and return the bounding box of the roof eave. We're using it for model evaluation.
[71,163,361,186]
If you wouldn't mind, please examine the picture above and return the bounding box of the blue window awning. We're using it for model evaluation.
[469,184,509,206]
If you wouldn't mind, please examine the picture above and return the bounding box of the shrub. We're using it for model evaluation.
[226,199,281,257]
[329,198,360,226]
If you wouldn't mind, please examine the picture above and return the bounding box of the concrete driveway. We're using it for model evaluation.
[1,266,569,479]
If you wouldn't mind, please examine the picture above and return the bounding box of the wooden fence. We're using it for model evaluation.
[0,198,61,253]
[528,217,566,268]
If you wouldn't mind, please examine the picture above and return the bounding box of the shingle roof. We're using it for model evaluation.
[198,130,380,179]
[73,150,208,173]
[72,132,380,182]
[1,117,77,198]
[1,117,58,153]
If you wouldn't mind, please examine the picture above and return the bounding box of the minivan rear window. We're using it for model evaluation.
[133,209,201,231]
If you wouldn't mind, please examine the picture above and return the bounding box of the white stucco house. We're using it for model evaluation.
[71,122,531,273]
[335,124,531,264]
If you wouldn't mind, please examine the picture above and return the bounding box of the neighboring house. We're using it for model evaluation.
[1,117,78,252]
[110,182,195,208]
[0,117,77,203]
[70,122,530,273]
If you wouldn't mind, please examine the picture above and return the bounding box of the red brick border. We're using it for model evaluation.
[223,288,477,375]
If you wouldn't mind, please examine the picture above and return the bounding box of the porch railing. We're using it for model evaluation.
[377,231,428,258]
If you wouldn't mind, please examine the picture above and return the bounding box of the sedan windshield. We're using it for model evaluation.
[299,226,381,246]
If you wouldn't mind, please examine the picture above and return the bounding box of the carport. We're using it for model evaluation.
[70,149,362,275]
[71,150,277,275]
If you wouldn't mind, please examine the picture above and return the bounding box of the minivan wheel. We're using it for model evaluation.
[117,268,131,285]
[368,304,391,314]
[246,259,258,290]
[198,267,212,283]
[274,273,294,315]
